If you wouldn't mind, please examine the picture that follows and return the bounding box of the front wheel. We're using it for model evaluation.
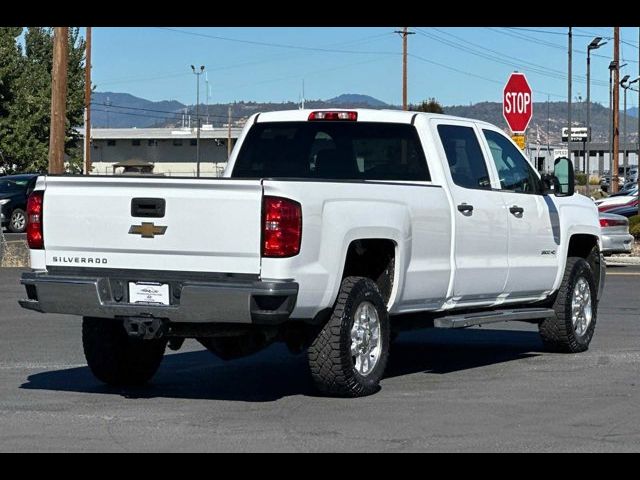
[307,277,390,397]
[539,257,597,353]
[82,317,167,386]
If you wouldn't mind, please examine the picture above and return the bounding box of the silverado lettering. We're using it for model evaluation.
[52,257,108,264]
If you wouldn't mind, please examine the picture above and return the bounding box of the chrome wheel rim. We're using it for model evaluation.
[11,211,25,231]
[350,301,381,377]
[571,277,592,337]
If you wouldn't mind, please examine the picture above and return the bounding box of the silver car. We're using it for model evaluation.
[600,212,635,256]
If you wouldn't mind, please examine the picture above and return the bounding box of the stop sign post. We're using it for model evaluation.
[503,73,532,134]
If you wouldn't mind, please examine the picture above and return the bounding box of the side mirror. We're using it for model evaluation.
[552,156,575,197]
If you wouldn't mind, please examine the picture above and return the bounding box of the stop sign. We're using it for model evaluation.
[503,73,532,133]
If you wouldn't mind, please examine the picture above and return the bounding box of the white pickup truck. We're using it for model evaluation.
[19,109,605,397]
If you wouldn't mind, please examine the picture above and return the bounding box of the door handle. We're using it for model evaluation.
[509,205,524,216]
[457,203,474,214]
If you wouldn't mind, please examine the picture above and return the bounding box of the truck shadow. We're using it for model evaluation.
[21,328,544,402]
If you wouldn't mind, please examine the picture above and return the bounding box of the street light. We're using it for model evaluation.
[586,37,606,195]
[621,74,631,181]
[191,65,205,178]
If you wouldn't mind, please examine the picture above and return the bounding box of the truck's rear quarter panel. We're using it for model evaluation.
[262,180,452,318]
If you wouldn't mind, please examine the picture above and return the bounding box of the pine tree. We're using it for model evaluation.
[0,27,85,174]
[411,98,445,114]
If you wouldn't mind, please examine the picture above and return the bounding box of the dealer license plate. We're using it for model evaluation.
[128,282,170,306]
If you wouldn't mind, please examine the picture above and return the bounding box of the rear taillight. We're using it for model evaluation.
[600,217,628,228]
[27,191,44,250]
[308,111,357,121]
[262,196,302,258]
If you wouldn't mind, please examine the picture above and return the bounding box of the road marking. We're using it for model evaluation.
[606,272,640,276]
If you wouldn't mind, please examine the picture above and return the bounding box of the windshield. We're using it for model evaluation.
[232,122,430,181]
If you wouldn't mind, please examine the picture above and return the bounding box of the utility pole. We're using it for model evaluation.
[227,106,232,159]
[191,65,205,177]
[205,72,210,125]
[84,26,92,176]
[568,27,572,173]
[621,75,630,181]
[612,27,620,193]
[395,27,414,110]
[547,94,550,171]
[48,27,69,175]
[586,37,607,194]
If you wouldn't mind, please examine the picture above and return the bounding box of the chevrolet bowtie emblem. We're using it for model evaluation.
[129,222,167,238]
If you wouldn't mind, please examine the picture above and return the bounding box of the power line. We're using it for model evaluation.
[504,27,598,39]
[429,27,603,86]
[157,27,399,56]
[493,27,638,65]
[96,31,396,87]
[414,28,609,88]
[91,101,242,120]
[408,52,565,99]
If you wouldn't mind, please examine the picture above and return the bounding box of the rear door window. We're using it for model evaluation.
[232,122,430,181]
[437,124,491,190]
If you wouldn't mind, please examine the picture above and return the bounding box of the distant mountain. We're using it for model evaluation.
[445,101,638,144]
[92,92,185,128]
[628,107,638,118]
[327,94,389,108]
[89,92,637,145]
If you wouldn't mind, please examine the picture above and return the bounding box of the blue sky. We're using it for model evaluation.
[90,27,640,107]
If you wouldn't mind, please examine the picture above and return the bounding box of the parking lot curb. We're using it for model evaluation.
[0,234,30,268]
[605,256,640,266]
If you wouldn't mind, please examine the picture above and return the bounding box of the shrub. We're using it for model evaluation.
[575,172,587,186]
[630,222,640,239]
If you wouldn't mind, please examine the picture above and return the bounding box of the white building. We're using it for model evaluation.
[80,126,243,177]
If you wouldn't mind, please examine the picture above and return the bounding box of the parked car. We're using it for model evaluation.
[600,171,625,192]
[606,205,639,218]
[0,174,38,233]
[595,186,638,212]
[599,212,634,256]
[19,110,604,397]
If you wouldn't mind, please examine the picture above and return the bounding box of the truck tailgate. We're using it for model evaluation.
[41,177,263,274]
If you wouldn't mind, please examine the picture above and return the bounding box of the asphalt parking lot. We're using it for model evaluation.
[1,266,639,452]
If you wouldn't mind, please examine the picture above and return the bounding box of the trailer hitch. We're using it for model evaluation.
[122,317,168,340]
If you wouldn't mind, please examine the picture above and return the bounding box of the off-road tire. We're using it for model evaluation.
[308,276,390,397]
[539,257,597,353]
[82,317,167,386]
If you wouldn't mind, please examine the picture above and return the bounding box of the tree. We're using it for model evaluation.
[411,97,445,114]
[0,27,24,169]
[0,27,85,174]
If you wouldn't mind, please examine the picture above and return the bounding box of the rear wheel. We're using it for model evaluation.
[308,276,390,397]
[9,208,26,233]
[539,257,597,353]
[82,317,167,386]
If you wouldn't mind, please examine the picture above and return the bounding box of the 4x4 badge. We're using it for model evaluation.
[129,222,167,238]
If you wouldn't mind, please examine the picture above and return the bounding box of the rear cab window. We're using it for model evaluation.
[232,122,430,182]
